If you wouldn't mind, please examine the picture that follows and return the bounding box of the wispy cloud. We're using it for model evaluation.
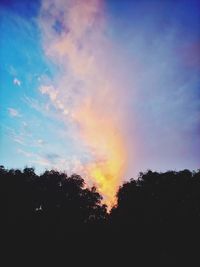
[22,95,43,113]
[17,149,54,168]
[13,78,21,86]
[6,127,27,146]
[8,108,21,117]
[45,153,60,161]
[37,139,45,145]
[17,148,34,158]
[16,148,81,174]
[13,137,25,145]
[22,94,63,121]
[5,124,45,149]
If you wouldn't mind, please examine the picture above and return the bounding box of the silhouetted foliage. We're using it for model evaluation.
[111,169,200,229]
[3,166,200,266]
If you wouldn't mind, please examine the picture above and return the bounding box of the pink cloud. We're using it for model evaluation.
[8,108,21,117]
[38,0,130,208]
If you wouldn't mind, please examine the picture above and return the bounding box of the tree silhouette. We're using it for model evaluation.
[110,169,200,266]
[3,166,200,266]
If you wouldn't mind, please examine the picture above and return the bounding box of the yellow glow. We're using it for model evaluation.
[74,103,127,210]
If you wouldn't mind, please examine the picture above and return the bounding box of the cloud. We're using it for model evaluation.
[37,139,45,145]
[17,148,34,158]
[39,85,68,114]
[38,0,129,208]
[6,123,47,150]
[13,78,21,86]
[17,148,80,173]
[8,108,21,117]
[45,153,60,161]
[22,94,64,121]
[13,137,25,145]
[17,149,58,168]
[36,0,131,209]
[40,85,57,101]
[37,0,200,207]
[7,127,27,146]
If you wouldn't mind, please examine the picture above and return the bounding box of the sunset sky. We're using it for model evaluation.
[0,0,200,207]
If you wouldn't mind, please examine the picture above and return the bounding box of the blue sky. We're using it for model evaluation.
[0,0,65,172]
[0,0,199,186]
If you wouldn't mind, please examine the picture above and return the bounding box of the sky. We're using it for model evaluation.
[0,0,200,207]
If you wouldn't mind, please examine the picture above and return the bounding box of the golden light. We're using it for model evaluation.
[74,104,127,210]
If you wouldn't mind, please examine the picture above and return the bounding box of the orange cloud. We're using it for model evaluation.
[73,102,127,208]
[39,0,128,209]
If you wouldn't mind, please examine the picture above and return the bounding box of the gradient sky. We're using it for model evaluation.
[0,0,200,206]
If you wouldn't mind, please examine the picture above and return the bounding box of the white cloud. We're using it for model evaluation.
[40,85,58,101]
[37,139,45,145]
[7,128,26,145]
[13,78,21,86]
[22,95,59,120]
[13,137,25,145]
[17,149,34,158]
[8,108,21,117]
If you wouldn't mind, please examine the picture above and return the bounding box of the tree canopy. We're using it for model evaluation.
[3,166,200,266]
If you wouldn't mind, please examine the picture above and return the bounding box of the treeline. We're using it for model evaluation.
[3,166,200,266]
